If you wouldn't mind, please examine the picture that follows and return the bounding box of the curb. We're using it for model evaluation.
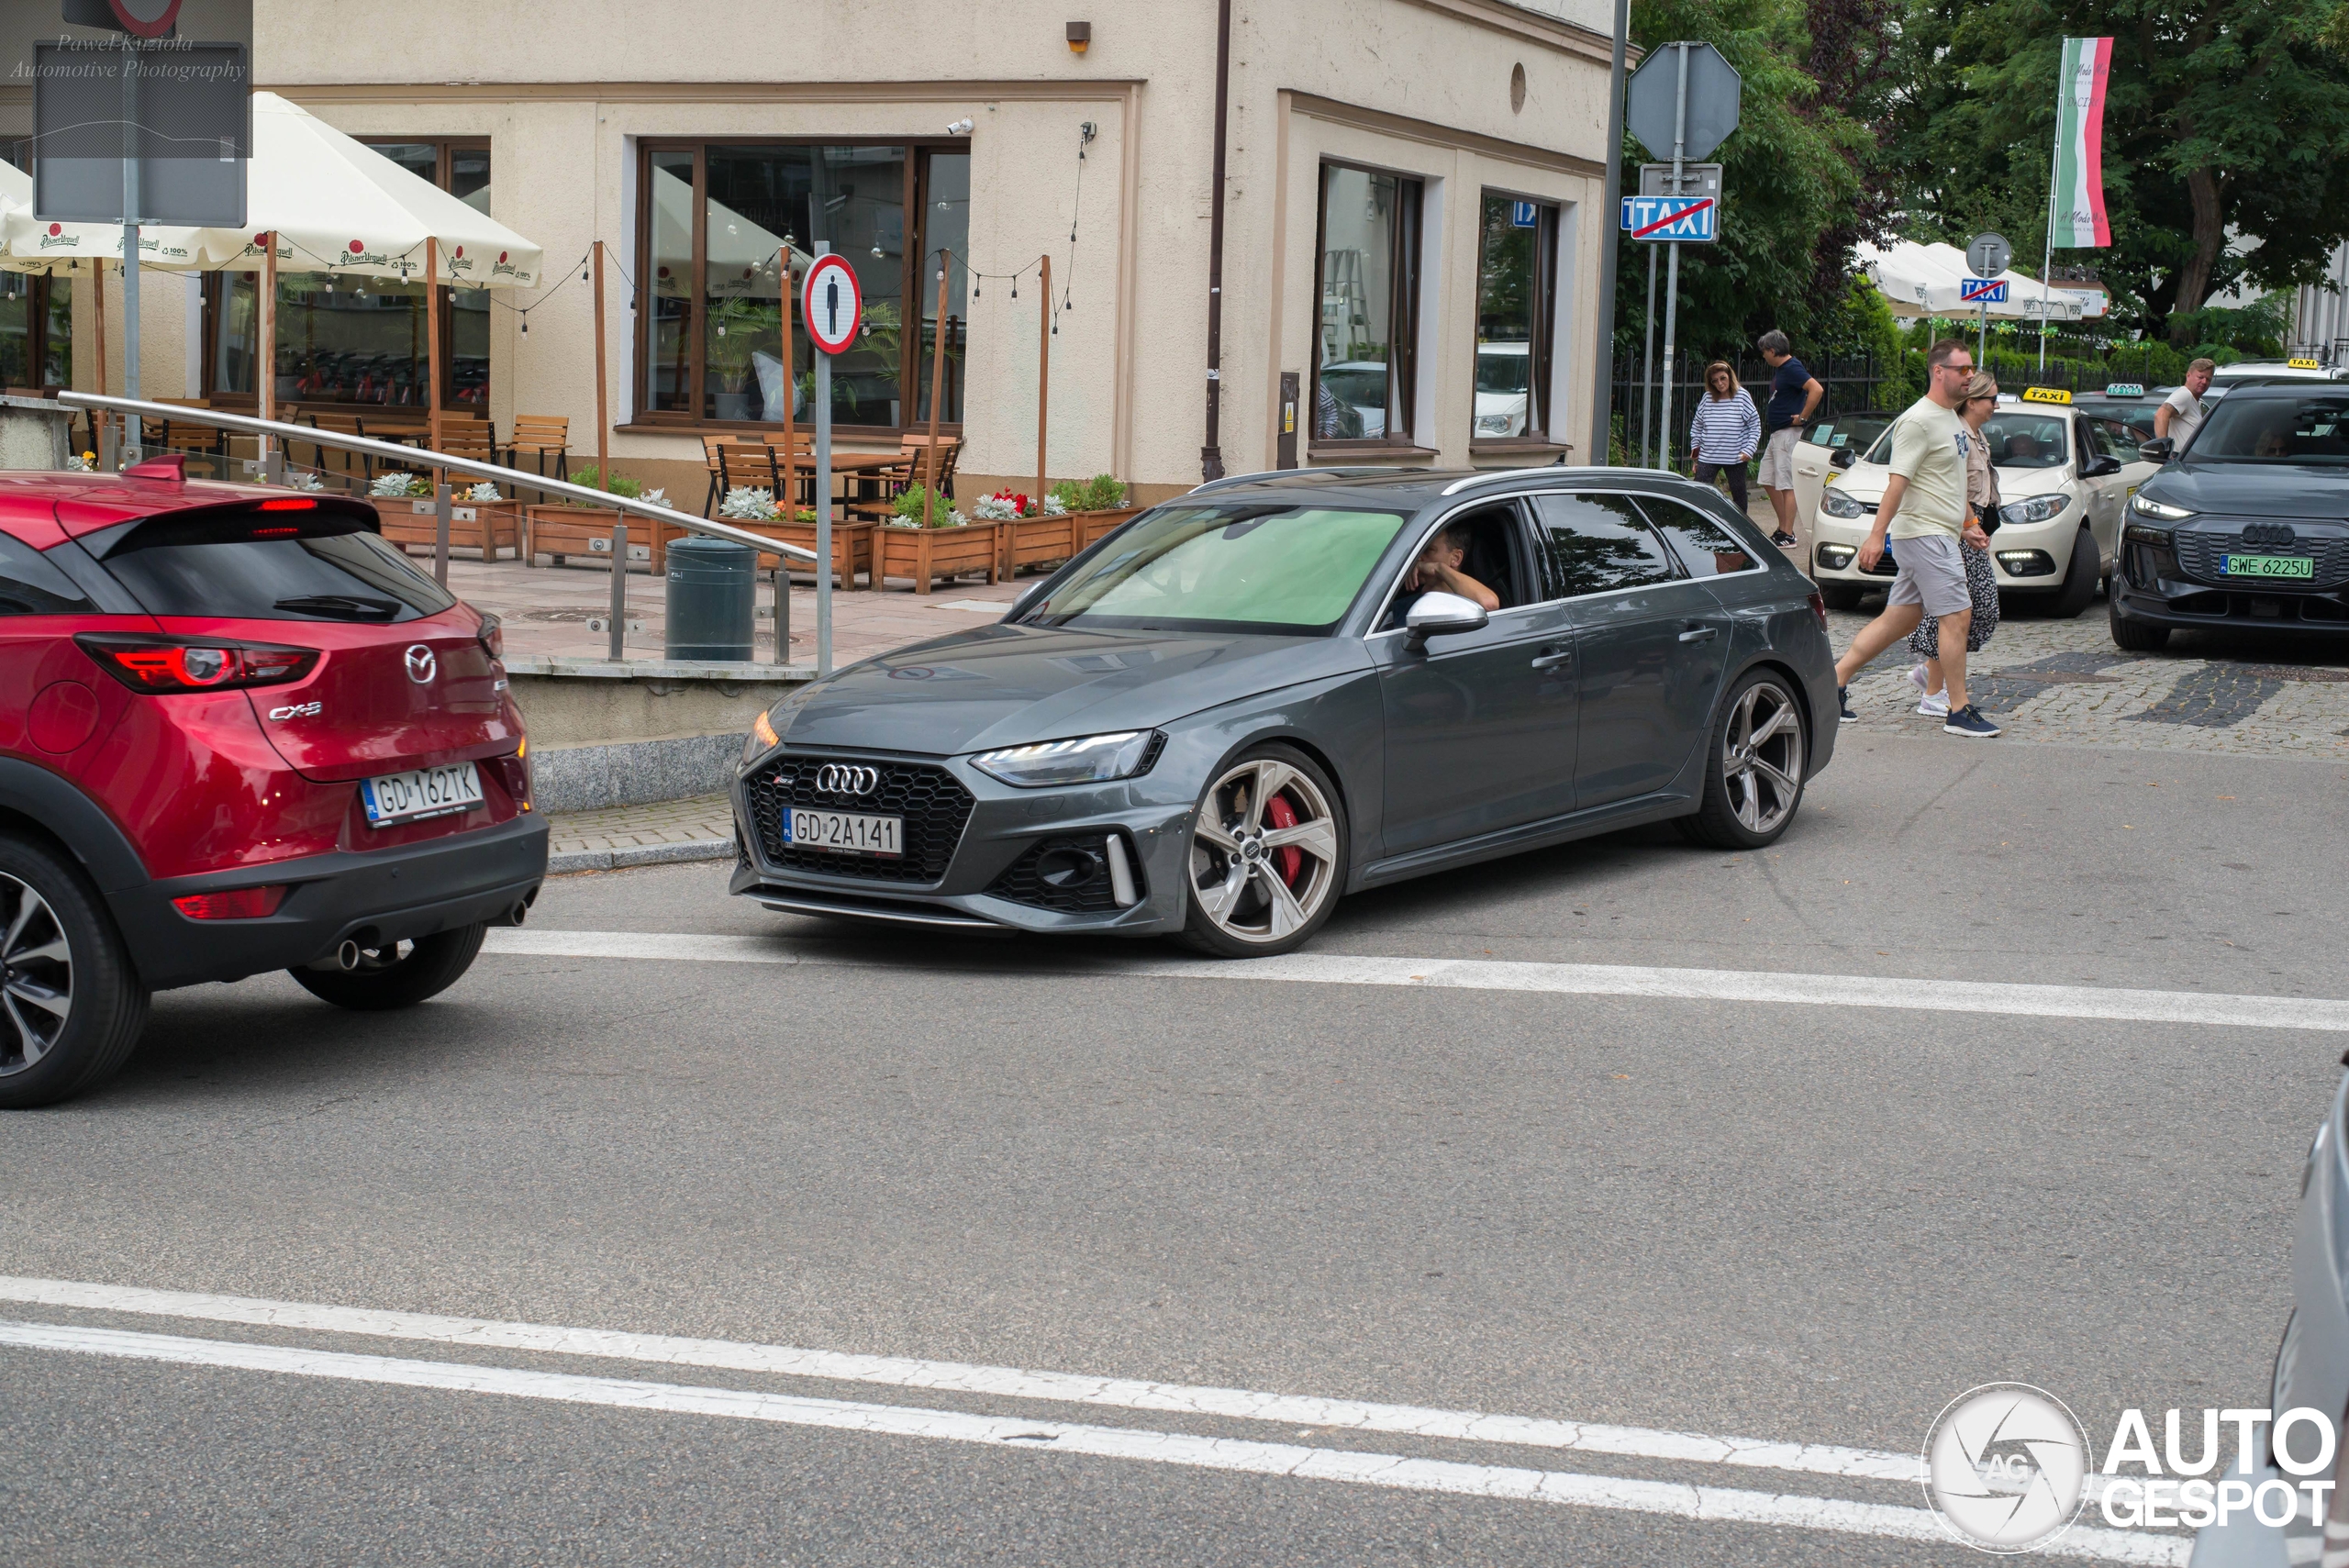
[547,837,735,875]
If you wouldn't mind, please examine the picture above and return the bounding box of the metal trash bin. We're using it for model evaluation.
[664,536,757,662]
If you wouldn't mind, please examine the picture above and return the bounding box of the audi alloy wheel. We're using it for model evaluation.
[1181,745,1347,958]
[1680,671,1809,851]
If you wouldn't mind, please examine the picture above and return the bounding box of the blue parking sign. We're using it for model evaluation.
[1510,200,1540,228]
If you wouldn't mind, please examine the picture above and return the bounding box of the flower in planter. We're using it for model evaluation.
[719,484,781,520]
[64,452,94,473]
[972,489,1068,520]
[462,482,504,503]
[641,487,669,508]
[369,472,432,497]
[288,470,327,492]
[1048,473,1130,513]
[891,484,969,528]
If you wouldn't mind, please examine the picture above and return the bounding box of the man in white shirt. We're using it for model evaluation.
[2155,359,2215,447]
[1829,339,2000,738]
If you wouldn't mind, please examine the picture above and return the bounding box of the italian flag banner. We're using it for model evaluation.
[2050,37,2114,248]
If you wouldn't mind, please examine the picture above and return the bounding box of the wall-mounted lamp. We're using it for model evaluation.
[945,117,974,136]
[1066,20,1091,54]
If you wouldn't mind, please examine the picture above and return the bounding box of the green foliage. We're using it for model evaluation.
[1048,473,1130,513]
[568,467,643,499]
[892,484,957,527]
[1883,0,2349,339]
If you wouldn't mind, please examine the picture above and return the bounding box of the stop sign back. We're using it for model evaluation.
[802,255,863,355]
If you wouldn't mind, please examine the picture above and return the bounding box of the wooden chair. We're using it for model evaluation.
[848,434,957,521]
[504,415,571,498]
[697,435,729,517]
[763,429,817,515]
[711,436,779,503]
[304,411,373,484]
[152,419,228,479]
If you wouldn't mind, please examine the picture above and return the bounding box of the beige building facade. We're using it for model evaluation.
[76,0,1617,505]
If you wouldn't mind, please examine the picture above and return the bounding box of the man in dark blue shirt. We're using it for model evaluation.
[1756,329,1823,548]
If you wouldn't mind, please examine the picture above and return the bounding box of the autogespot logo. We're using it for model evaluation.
[1922,1384,2091,1553]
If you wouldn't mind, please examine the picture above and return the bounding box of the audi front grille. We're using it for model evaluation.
[2174,530,2349,589]
[744,754,976,885]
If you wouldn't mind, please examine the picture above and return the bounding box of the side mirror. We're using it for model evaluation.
[2138,437,2175,465]
[2081,453,2122,478]
[1404,591,1488,651]
[1830,447,1857,470]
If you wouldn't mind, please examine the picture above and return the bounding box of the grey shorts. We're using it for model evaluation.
[1757,427,1801,489]
[1886,531,1972,617]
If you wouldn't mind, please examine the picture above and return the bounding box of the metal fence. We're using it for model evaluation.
[1612,350,1894,469]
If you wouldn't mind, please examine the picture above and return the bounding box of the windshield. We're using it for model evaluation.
[1016,504,1412,635]
[1804,414,1890,451]
[2192,394,2349,462]
[1475,348,1530,395]
[1861,411,2067,470]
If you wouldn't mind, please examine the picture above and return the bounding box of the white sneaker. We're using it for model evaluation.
[1908,663,1932,697]
[1916,688,1950,717]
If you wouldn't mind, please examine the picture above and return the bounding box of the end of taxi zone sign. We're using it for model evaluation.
[1620,195,1719,243]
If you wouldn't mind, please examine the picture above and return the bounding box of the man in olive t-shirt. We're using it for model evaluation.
[1829,339,2000,738]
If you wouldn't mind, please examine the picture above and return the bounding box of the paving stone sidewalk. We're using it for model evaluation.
[545,793,734,873]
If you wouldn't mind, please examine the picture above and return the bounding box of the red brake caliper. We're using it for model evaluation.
[1264,793,1303,884]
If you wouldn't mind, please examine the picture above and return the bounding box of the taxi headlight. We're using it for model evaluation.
[1819,488,1873,519]
[973,730,1162,788]
[2000,493,2070,527]
[2131,493,2197,522]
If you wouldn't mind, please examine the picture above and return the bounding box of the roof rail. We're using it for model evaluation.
[1439,464,1576,495]
[1189,464,1432,495]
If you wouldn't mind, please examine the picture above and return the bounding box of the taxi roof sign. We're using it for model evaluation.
[2021,386,2073,405]
[2102,383,2144,397]
[2288,357,2323,370]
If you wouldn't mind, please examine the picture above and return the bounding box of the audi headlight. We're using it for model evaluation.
[1819,488,1874,518]
[2000,493,2070,527]
[972,730,1162,788]
[2131,493,2196,522]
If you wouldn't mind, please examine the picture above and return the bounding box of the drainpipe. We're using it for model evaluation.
[1200,0,1232,481]
[1588,0,1630,465]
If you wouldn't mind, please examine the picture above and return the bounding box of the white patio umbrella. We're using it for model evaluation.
[0,93,547,456]
[1859,240,2094,323]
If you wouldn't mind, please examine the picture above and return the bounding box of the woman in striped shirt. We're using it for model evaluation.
[1687,361,1761,519]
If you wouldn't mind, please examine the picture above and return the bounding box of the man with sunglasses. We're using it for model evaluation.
[1830,339,2001,739]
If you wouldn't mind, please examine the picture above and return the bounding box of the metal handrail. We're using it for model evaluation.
[55,393,819,564]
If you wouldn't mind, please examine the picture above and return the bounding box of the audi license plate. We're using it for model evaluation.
[783,808,902,857]
[2223,553,2314,580]
[361,762,485,827]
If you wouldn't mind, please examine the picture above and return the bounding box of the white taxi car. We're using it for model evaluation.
[1805,387,2157,616]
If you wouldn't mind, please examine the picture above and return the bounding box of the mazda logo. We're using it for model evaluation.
[813,763,881,796]
[404,645,438,684]
[2241,521,2298,548]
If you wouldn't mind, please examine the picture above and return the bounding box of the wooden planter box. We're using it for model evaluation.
[876,519,1007,594]
[655,516,874,589]
[1071,506,1145,550]
[370,496,522,561]
[1002,512,1083,576]
[524,504,661,572]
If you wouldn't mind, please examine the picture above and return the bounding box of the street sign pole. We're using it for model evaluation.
[1656,42,1689,473]
[1640,246,1656,466]
[119,39,139,434]
[813,244,833,677]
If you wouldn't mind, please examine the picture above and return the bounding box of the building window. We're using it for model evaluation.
[1313,163,1421,447]
[1474,194,1557,443]
[205,139,491,407]
[0,148,69,391]
[636,140,967,433]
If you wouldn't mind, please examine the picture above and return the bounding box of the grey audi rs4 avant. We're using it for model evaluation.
[730,467,1839,956]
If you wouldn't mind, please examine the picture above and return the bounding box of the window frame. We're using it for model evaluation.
[201,136,491,407]
[0,144,69,393]
[1310,159,1425,456]
[1527,488,1688,601]
[629,137,966,439]
[1470,189,1560,450]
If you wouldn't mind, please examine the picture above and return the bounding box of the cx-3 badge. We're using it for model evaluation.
[814,763,880,796]
[405,645,437,684]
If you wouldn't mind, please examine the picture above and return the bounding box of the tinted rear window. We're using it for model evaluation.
[96,508,456,622]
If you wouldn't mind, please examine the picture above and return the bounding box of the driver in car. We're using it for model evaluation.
[1386,524,1500,628]
[2002,430,2042,465]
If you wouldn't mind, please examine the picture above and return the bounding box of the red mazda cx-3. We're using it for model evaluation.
[0,459,546,1107]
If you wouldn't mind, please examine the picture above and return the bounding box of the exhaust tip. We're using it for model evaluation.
[335,940,360,971]
[508,899,529,928]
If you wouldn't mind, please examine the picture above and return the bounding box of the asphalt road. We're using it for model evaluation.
[4,733,2343,1566]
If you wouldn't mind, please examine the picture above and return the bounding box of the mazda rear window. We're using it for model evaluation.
[1016,504,1412,634]
[95,506,456,622]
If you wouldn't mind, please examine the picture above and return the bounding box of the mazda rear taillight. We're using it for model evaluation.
[488,740,530,810]
[75,633,319,693]
[172,884,289,919]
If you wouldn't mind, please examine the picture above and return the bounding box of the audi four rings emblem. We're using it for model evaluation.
[404,645,437,684]
[2243,521,2297,547]
[814,763,881,796]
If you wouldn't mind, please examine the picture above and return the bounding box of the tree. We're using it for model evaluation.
[1886,0,2349,341]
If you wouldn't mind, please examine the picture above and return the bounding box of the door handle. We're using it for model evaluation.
[1678,625,1719,643]
[1529,648,1573,670]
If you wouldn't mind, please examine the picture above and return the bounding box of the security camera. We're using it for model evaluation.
[946,117,974,136]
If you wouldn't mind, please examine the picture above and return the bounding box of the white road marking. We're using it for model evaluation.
[484,928,2349,1033]
[0,1275,1915,1483]
[0,1318,2186,1564]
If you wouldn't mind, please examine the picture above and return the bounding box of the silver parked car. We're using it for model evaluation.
[730,468,1840,955]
